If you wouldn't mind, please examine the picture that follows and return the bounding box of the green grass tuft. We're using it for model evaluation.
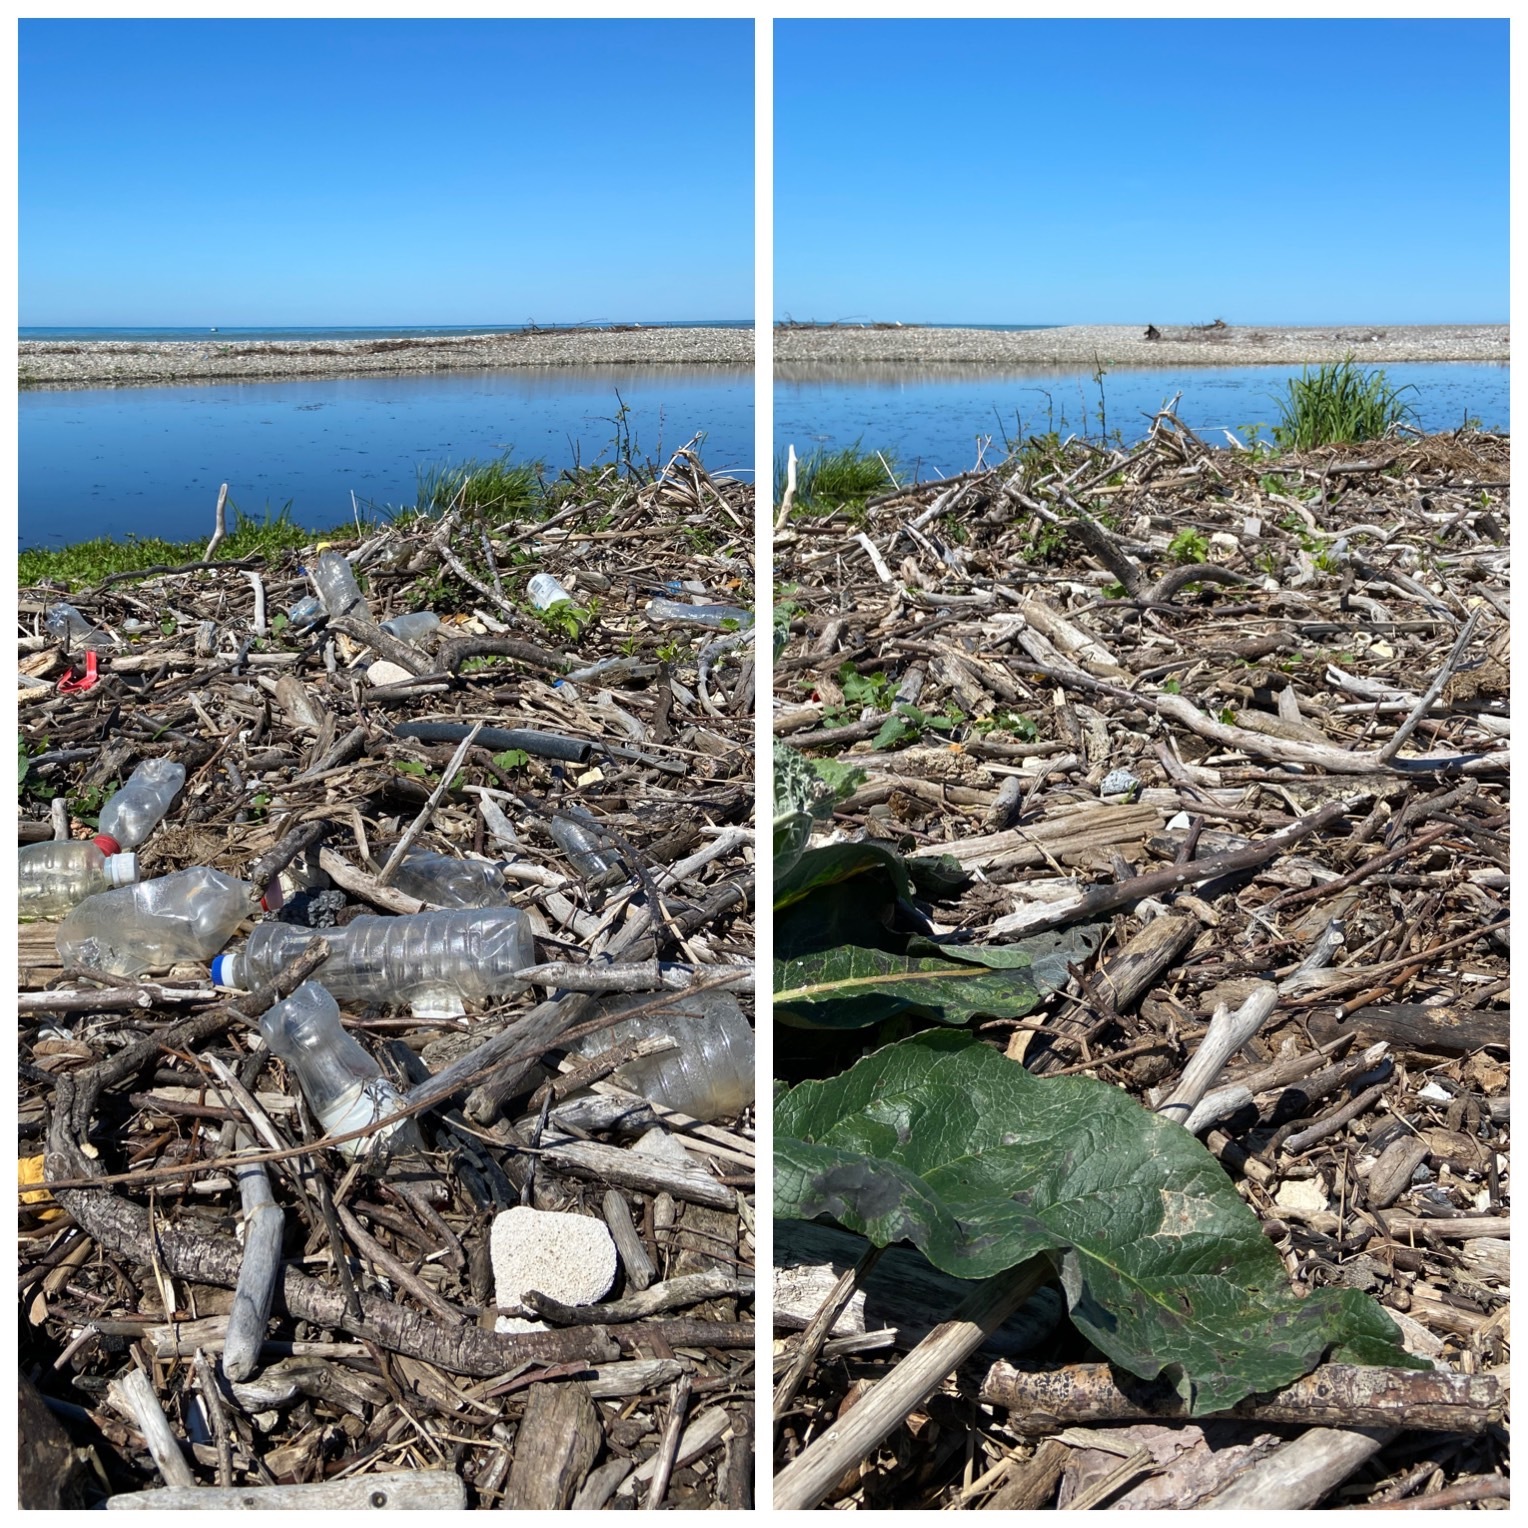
[776,443,898,517]
[1270,359,1418,451]
[18,502,341,589]
[411,453,542,521]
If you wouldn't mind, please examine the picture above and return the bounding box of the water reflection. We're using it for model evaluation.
[20,365,754,548]
[776,362,1508,479]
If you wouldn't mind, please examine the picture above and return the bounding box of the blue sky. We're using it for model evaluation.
[19,19,753,326]
[775,19,1508,326]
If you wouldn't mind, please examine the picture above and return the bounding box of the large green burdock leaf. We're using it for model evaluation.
[775,1031,1423,1413]
[775,926,1100,1029]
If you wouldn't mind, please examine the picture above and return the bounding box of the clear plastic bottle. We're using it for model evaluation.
[58,866,254,976]
[286,593,324,627]
[44,602,115,651]
[528,573,573,610]
[644,597,753,631]
[378,611,441,645]
[97,759,186,850]
[213,906,536,1019]
[566,989,754,1122]
[19,838,138,917]
[258,981,420,1159]
[550,814,621,882]
[312,551,371,621]
[389,851,509,909]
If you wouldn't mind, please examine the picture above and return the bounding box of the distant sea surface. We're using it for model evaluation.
[20,320,751,343]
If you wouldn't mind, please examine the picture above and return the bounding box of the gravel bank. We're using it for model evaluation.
[19,325,754,390]
[775,322,1508,369]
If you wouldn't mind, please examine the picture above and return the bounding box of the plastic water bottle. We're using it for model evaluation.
[44,603,115,652]
[378,611,441,645]
[286,593,325,627]
[312,551,371,620]
[58,867,254,976]
[258,982,420,1159]
[527,573,573,610]
[19,838,138,917]
[389,851,509,908]
[214,906,536,1019]
[97,759,186,851]
[550,814,621,882]
[566,989,754,1122]
[644,597,753,631]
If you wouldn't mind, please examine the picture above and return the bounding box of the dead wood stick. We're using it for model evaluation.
[1266,823,1455,913]
[45,1144,616,1375]
[1153,690,1507,776]
[991,801,1347,938]
[106,1367,197,1489]
[107,1473,468,1510]
[523,1268,748,1325]
[1196,1426,1398,1511]
[1307,1001,1507,1055]
[19,983,219,1015]
[322,612,432,676]
[337,1203,465,1326]
[773,1257,1051,1511]
[202,481,229,561]
[1376,606,1480,763]
[644,1371,693,1510]
[502,1380,601,1510]
[221,1127,284,1383]
[1279,1078,1391,1155]
[1347,1473,1509,1509]
[376,721,483,885]
[980,1361,1502,1433]
[1029,913,1197,1076]
[773,1243,883,1422]
[1158,982,1278,1129]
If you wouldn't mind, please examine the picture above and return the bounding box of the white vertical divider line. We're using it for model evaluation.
[751,12,774,1513]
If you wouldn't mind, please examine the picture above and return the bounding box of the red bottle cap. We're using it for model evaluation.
[92,833,121,856]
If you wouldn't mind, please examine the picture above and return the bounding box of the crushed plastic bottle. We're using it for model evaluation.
[389,851,509,909]
[550,813,621,883]
[286,593,325,627]
[565,989,754,1122]
[258,981,420,1159]
[213,906,536,1019]
[378,611,441,645]
[20,838,138,917]
[527,573,573,610]
[644,597,753,631]
[44,603,116,652]
[58,866,255,976]
[312,551,372,621]
[97,758,186,850]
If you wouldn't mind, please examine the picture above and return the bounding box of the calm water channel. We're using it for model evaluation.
[776,362,1509,482]
[19,366,753,549]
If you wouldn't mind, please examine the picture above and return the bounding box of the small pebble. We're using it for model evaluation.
[1100,768,1139,797]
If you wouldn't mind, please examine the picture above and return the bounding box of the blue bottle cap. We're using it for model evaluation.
[210,953,236,987]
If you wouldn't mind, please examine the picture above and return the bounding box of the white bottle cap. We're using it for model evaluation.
[105,852,138,887]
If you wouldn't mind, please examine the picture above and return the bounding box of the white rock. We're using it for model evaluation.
[366,660,414,686]
[1274,1178,1328,1216]
[490,1206,616,1331]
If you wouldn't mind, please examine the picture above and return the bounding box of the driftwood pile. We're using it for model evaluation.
[19,452,756,1508]
[772,419,1508,1509]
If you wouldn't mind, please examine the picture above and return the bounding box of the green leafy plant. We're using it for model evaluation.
[1168,527,1210,564]
[776,443,896,518]
[772,739,1421,1426]
[491,749,530,772]
[1270,359,1418,450]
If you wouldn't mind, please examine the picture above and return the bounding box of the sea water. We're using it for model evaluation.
[776,361,1509,482]
[19,363,753,548]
